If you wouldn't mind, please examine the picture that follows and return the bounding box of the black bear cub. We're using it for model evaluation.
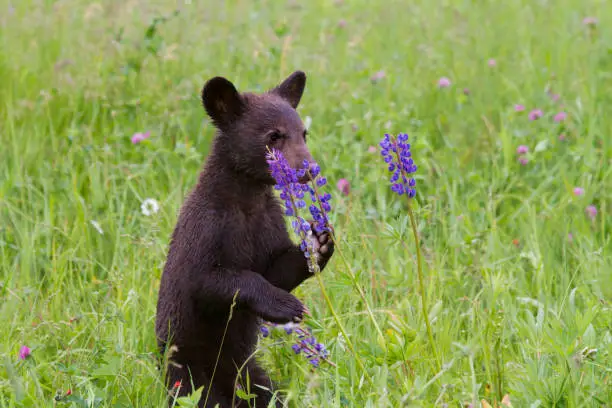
[155,71,334,408]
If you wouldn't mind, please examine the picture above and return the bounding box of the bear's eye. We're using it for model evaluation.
[268,131,284,143]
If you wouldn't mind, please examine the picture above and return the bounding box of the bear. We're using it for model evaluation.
[155,70,334,408]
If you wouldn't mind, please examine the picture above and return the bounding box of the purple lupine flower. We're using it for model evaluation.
[262,321,332,366]
[266,149,314,257]
[379,133,417,197]
[266,148,333,257]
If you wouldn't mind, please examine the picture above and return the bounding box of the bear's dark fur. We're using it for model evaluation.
[155,71,334,408]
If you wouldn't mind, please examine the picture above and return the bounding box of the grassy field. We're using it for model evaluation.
[1,0,611,406]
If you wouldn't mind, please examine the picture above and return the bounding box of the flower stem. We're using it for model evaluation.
[281,171,373,384]
[312,268,372,383]
[309,180,387,350]
[406,202,441,372]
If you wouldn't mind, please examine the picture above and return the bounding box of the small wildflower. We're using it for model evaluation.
[260,326,270,338]
[291,344,301,354]
[18,345,31,360]
[583,16,598,26]
[554,111,567,122]
[550,93,560,102]
[528,109,543,120]
[173,381,181,389]
[379,133,417,197]
[514,104,525,112]
[131,131,151,144]
[586,205,597,220]
[516,145,529,155]
[518,157,529,166]
[463,88,471,95]
[141,198,160,216]
[337,178,350,196]
[512,239,520,247]
[573,187,585,196]
[558,133,567,141]
[568,233,574,242]
[304,116,312,130]
[337,19,347,28]
[370,70,386,83]
[438,77,451,88]
[488,58,496,67]
[66,389,72,396]
[367,145,377,153]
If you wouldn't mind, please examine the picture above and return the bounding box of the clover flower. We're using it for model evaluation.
[438,77,451,88]
[141,198,160,216]
[554,111,567,122]
[131,131,151,144]
[336,178,350,196]
[586,205,597,220]
[528,109,543,120]
[18,345,31,360]
[516,145,529,155]
[379,133,417,197]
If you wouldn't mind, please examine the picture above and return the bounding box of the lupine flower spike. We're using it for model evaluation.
[378,132,441,372]
[379,133,418,197]
[261,322,334,368]
[265,148,332,271]
[263,147,336,368]
[266,148,371,378]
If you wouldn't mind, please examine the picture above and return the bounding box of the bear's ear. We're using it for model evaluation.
[270,70,306,109]
[201,76,245,128]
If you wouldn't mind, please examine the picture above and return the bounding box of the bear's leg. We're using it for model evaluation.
[236,361,283,408]
[165,362,233,408]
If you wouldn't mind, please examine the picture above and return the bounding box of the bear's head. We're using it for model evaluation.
[201,71,314,185]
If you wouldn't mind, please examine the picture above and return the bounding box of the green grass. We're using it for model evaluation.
[1,0,611,406]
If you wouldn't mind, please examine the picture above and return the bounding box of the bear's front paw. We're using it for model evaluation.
[307,223,334,270]
[251,290,307,324]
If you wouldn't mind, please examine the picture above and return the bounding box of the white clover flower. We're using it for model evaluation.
[141,198,160,216]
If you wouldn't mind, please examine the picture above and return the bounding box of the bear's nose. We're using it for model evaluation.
[298,167,312,184]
